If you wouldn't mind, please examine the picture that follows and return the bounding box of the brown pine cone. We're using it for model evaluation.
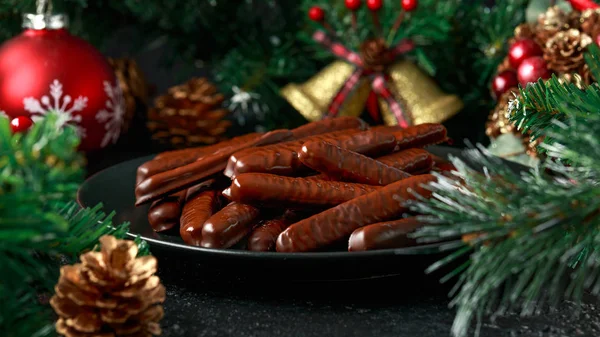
[580,9,600,41]
[544,29,593,74]
[360,38,394,72]
[497,56,514,74]
[535,6,570,46]
[147,78,232,148]
[50,236,165,337]
[108,58,149,134]
[568,10,583,31]
[486,88,519,139]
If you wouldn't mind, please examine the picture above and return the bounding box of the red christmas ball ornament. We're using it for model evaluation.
[595,34,600,47]
[345,0,362,11]
[517,56,551,86]
[508,39,543,69]
[0,12,125,151]
[401,0,418,11]
[367,0,383,11]
[10,115,33,133]
[492,70,519,99]
[308,6,325,22]
[567,0,600,11]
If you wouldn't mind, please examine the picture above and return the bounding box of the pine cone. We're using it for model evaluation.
[544,29,593,74]
[360,38,394,72]
[147,78,232,148]
[50,236,165,337]
[108,58,149,134]
[580,9,600,41]
[486,88,519,139]
[514,23,537,41]
[535,6,570,45]
[568,10,583,31]
[497,56,514,74]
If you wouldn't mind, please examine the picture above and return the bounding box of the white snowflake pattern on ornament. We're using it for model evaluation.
[23,79,88,136]
[95,81,124,148]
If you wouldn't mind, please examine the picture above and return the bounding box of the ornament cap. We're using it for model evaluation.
[22,13,68,30]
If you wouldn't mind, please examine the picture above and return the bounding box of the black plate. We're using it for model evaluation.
[77,146,522,281]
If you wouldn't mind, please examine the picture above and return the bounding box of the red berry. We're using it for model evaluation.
[308,6,325,22]
[595,33,600,46]
[10,116,33,134]
[517,56,551,86]
[345,0,362,11]
[367,0,383,11]
[508,39,543,69]
[492,70,519,99]
[401,0,418,11]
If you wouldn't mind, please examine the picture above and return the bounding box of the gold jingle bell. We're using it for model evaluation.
[281,59,463,126]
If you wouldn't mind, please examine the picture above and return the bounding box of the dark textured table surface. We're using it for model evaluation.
[86,131,600,337]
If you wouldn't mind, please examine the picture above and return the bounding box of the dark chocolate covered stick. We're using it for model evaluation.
[137,133,262,185]
[375,148,434,174]
[391,123,448,150]
[348,217,424,251]
[248,215,295,252]
[147,190,187,232]
[299,141,411,186]
[180,189,220,246]
[228,129,396,178]
[223,173,380,207]
[200,202,261,249]
[290,116,368,139]
[135,130,295,205]
[276,174,436,252]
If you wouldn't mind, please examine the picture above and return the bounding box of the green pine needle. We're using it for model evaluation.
[0,113,150,336]
[410,44,600,337]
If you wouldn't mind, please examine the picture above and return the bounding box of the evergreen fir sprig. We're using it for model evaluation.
[0,113,149,337]
[409,43,600,337]
[410,147,600,337]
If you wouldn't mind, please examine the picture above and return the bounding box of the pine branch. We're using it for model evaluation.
[409,146,600,337]
[409,44,600,337]
[0,114,150,336]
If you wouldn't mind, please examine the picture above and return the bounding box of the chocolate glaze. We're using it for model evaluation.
[290,116,368,139]
[391,123,448,151]
[137,133,263,185]
[224,173,380,207]
[299,140,411,186]
[147,190,187,232]
[248,217,291,252]
[180,189,220,246]
[229,129,395,178]
[222,129,296,177]
[200,202,261,249]
[276,174,436,253]
[348,217,424,251]
[376,148,434,174]
[225,129,361,178]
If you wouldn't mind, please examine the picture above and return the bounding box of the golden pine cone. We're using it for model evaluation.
[147,78,232,148]
[50,236,165,337]
[535,6,570,45]
[580,9,600,42]
[544,29,593,74]
[108,58,149,134]
[486,88,519,139]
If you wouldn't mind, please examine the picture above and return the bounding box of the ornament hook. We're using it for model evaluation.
[23,0,67,30]
[36,0,53,16]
